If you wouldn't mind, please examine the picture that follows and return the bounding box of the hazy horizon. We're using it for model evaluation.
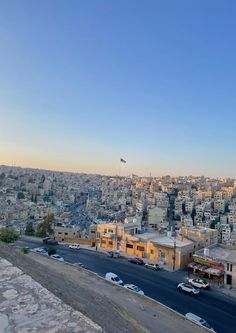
[1,162,235,180]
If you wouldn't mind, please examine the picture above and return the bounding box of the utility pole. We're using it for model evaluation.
[115,223,118,252]
[172,237,176,271]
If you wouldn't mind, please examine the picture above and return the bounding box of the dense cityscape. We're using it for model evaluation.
[1,164,235,282]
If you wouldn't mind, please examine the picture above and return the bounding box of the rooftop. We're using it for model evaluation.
[138,232,193,248]
[197,245,236,264]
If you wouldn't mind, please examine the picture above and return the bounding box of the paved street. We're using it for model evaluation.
[16,238,236,333]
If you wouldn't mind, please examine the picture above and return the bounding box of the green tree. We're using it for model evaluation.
[191,208,196,221]
[21,246,29,254]
[0,228,19,243]
[17,192,25,200]
[25,222,35,236]
[36,213,54,237]
[47,247,56,256]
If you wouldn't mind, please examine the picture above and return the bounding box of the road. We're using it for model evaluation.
[16,238,236,333]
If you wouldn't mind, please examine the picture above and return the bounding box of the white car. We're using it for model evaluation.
[188,278,210,289]
[105,272,123,285]
[31,247,48,255]
[185,313,216,332]
[69,244,80,250]
[51,254,64,262]
[124,284,144,295]
[73,262,87,269]
[177,283,200,295]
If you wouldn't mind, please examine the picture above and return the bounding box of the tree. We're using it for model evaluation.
[47,247,56,256]
[191,208,196,221]
[36,213,54,237]
[17,192,25,200]
[21,246,29,254]
[25,222,35,236]
[0,228,19,243]
[225,204,230,213]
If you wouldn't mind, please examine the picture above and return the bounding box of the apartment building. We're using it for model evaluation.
[214,191,223,200]
[185,200,194,213]
[54,226,81,241]
[179,226,218,251]
[180,214,193,228]
[174,199,183,216]
[214,200,226,213]
[219,224,231,244]
[96,221,142,251]
[147,206,167,230]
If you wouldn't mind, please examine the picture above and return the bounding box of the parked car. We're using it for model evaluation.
[105,272,123,285]
[128,257,144,265]
[69,244,80,250]
[43,237,58,245]
[177,283,200,295]
[107,251,120,258]
[145,263,160,271]
[51,254,64,262]
[188,278,210,289]
[32,247,49,255]
[73,262,87,269]
[124,284,144,295]
[185,313,216,332]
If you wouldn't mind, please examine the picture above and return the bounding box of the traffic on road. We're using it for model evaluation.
[15,238,236,333]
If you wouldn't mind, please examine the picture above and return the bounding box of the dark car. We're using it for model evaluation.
[43,237,58,245]
[128,257,144,265]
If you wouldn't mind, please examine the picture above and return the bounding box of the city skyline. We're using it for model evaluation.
[1,1,236,177]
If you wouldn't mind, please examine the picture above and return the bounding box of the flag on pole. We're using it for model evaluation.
[120,158,126,163]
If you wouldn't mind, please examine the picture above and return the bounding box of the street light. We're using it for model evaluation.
[171,236,176,271]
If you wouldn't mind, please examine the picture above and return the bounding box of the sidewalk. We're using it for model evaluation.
[212,284,236,299]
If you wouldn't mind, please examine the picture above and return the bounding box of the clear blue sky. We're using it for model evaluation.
[1,1,236,177]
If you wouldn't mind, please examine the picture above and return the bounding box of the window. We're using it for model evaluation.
[150,249,154,254]
[126,244,133,248]
[58,232,62,235]
[108,241,113,245]
[104,229,107,233]
[227,263,230,271]
[65,232,68,235]
[230,264,232,272]
[137,246,145,251]
[108,229,113,233]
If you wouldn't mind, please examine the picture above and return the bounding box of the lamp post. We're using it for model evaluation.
[172,237,176,271]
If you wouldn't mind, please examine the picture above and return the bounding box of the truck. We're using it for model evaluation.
[42,237,58,245]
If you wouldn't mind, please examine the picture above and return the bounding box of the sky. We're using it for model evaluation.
[0,1,236,178]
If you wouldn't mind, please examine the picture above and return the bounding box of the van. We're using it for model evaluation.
[105,272,123,285]
[185,313,216,332]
